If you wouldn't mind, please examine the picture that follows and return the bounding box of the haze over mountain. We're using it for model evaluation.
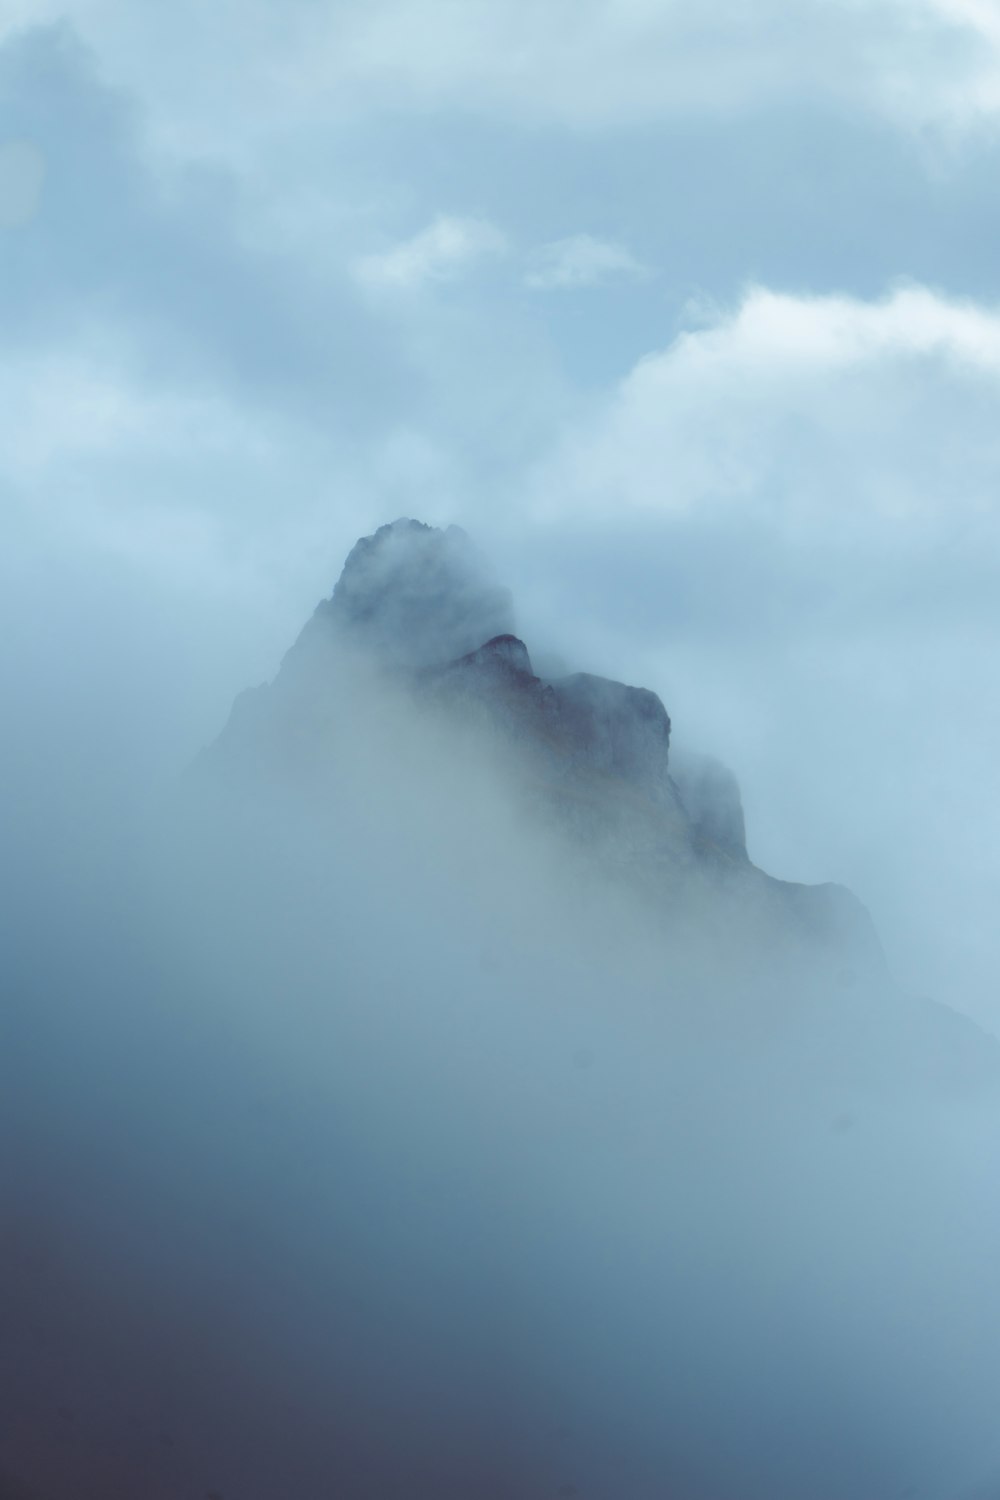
[211,518,875,959]
[203,518,986,1086]
[3,522,1000,1500]
[6,1,1000,1493]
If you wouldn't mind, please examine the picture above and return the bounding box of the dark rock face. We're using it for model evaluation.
[548,673,671,796]
[424,634,673,801]
[458,633,533,677]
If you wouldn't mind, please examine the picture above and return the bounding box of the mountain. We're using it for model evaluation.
[198,517,996,1089]
[206,520,879,968]
[5,519,998,1500]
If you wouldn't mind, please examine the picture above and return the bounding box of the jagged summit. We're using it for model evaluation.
[206,519,886,985]
[319,518,678,798]
[317,518,516,669]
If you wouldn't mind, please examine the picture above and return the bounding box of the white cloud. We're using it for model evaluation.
[525,234,648,291]
[533,282,1000,534]
[352,214,507,291]
[513,280,1000,1027]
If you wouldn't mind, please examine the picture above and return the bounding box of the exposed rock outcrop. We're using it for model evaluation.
[548,673,671,796]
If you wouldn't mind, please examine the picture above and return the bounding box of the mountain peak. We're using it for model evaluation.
[319,517,515,669]
[205,519,889,987]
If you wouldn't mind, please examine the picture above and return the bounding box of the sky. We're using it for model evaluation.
[7,9,1000,1498]
[2,0,1000,1021]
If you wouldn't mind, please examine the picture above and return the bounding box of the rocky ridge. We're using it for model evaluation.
[207,519,891,986]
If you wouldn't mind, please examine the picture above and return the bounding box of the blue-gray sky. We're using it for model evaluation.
[2,1,1000,1020]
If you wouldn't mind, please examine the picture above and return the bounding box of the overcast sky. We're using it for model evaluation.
[2,0,1000,1022]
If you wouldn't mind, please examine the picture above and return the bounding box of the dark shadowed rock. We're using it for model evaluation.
[547,672,671,797]
[424,635,675,803]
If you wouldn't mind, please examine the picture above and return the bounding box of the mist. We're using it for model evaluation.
[6,5,1000,1496]
[3,523,1000,1500]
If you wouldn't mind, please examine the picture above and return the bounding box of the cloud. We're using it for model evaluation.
[0,28,561,625]
[504,280,1000,1028]
[0,340,264,477]
[302,0,1000,136]
[8,0,1000,175]
[6,11,1000,1490]
[0,332,311,618]
[353,214,508,290]
[3,17,1000,1048]
[533,282,1000,533]
[919,0,1000,120]
[524,233,648,291]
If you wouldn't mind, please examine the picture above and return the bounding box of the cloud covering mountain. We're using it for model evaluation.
[5,520,1000,1498]
[4,5,1000,1496]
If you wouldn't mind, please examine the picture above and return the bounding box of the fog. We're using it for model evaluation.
[5,5,1000,1496]
[4,531,1000,1500]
